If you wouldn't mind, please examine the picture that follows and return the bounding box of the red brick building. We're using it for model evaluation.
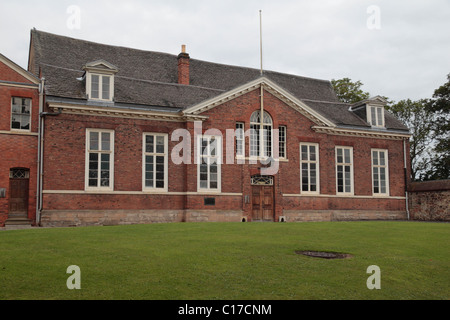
[0,53,41,226]
[23,30,411,227]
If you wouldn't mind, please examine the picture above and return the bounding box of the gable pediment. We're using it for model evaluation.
[82,60,119,74]
[183,77,336,128]
[0,53,40,85]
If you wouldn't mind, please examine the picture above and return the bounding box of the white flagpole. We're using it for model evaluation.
[260,10,263,76]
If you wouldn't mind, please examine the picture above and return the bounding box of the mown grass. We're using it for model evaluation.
[0,221,448,300]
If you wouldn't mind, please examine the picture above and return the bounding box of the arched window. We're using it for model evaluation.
[250,110,273,157]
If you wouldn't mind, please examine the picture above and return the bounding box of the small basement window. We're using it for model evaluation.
[204,198,216,206]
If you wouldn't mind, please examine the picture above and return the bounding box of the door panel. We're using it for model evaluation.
[252,185,274,221]
[9,178,29,215]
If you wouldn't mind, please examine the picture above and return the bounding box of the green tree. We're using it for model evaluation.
[331,78,370,104]
[386,99,434,181]
[424,73,450,180]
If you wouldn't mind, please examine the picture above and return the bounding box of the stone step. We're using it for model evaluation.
[5,217,32,226]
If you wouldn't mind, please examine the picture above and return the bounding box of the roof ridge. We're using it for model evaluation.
[33,29,332,85]
[32,29,179,58]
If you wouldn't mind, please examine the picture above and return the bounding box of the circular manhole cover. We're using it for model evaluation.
[296,250,353,259]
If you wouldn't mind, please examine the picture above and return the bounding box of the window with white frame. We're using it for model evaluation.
[86,129,114,190]
[279,126,287,159]
[89,73,112,101]
[143,133,168,191]
[11,97,31,131]
[198,135,221,192]
[372,149,389,195]
[300,143,319,193]
[336,147,354,194]
[235,122,244,157]
[250,110,272,158]
[367,105,385,127]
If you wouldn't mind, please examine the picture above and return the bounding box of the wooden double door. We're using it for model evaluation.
[251,185,274,221]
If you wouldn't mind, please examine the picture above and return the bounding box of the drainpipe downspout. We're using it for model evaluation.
[36,77,45,226]
[36,76,62,226]
[403,138,410,220]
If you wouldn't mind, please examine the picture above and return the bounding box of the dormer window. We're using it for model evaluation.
[90,73,111,101]
[367,105,385,128]
[82,60,118,102]
[350,96,387,129]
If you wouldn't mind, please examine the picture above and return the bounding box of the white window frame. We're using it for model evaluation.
[250,110,273,158]
[85,129,114,191]
[235,122,245,158]
[279,126,287,159]
[142,133,169,192]
[87,72,114,102]
[11,97,32,132]
[300,142,320,194]
[367,105,385,128]
[335,146,354,195]
[371,149,390,196]
[197,135,222,193]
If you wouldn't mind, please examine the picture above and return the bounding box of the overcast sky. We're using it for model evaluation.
[1,0,449,102]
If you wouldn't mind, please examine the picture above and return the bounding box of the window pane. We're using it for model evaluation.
[250,125,259,156]
[11,115,20,129]
[377,108,383,126]
[100,153,110,186]
[102,76,110,100]
[201,138,208,156]
[146,180,154,188]
[371,107,377,126]
[156,136,165,154]
[12,98,20,113]
[210,138,217,157]
[146,135,154,153]
[20,115,30,130]
[90,132,99,150]
[344,149,351,163]
[380,180,386,194]
[337,148,343,163]
[301,146,308,160]
[91,75,99,99]
[379,152,385,166]
[372,151,378,165]
[309,146,316,161]
[101,132,110,151]
[23,99,31,114]
[236,123,244,156]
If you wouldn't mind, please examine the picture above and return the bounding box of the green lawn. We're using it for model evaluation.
[0,221,448,300]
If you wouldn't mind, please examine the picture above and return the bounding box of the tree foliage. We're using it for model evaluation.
[332,75,450,181]
[385,99,433,181]
[423,73,450,180]
[331,78,370,104]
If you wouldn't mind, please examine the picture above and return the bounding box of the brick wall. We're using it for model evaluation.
[0,65,40,226]
[409,180,450,221]
[39,87,409,226]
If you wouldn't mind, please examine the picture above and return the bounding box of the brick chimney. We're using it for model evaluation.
[177,45,190,85]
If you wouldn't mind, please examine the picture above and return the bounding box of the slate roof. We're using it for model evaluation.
[29,29,408,132]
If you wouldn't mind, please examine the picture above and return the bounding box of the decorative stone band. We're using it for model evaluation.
[312,126,411,141]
